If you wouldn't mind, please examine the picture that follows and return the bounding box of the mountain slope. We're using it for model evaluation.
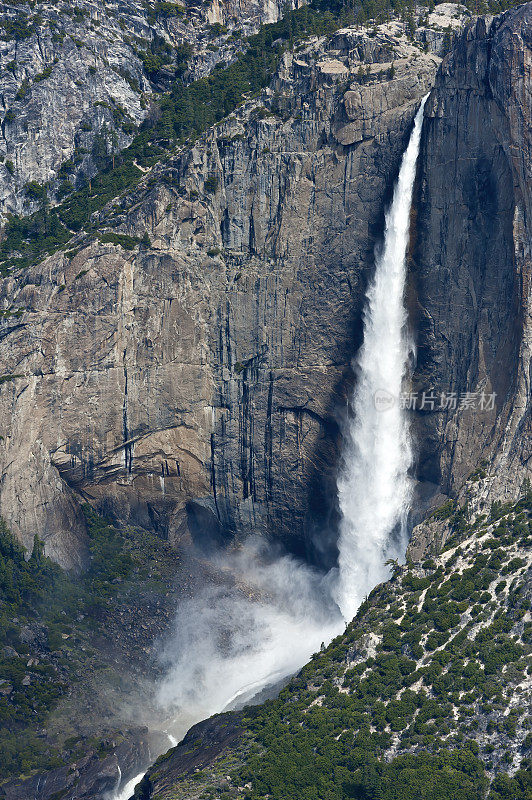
[138,493,532,799]
[0,0,297,221]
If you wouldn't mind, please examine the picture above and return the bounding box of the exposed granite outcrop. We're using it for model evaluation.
[0,23,438,567]
[133,712,245,800]
[411,3,532,521]
[0,0,299,222]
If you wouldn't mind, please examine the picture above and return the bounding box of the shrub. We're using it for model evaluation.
[2,15,35,41]
[97,232,140,250]
[204,176,220,193]
[25,181,46,202]
[34,64,54,83]
[431,500,455,520]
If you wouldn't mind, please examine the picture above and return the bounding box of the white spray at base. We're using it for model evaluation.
[156,538,342,725]
[112,773,145,800]
[109,97,426,799]
[335,95,428,622]
[109,542,343,799]
[155,96,427,736]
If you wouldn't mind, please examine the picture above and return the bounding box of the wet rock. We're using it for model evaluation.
[137,712,245,799]
[0,727,161,800]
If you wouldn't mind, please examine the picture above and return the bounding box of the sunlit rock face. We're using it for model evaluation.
[6,2,529,571]
[0,22,437,567]
[0,0,302,224]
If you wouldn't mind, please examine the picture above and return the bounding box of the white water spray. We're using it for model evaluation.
[156,539,342,724]
[112,772,144,800]
[109,96,427,800]
[109,734,177,800]
[335,96,427,622]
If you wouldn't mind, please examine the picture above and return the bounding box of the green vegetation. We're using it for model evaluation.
[205,176,220,194]
[161,493,531,800]
[136,33,176,77]
[1,14,35,41]
[97,231,141,250]
[430,499,456,520]
[239,500,531,798]
[34,63,55,83]
[0,522,73,776]
[0,508,176,780]
[0,374,22,385]
[0,209,71,275]
[25,181,47,202]
[146,1,186,23]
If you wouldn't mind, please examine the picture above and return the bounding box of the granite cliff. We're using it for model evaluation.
[409,2,532,558]
[0,10,444,568]
[0,2,531,798]
[413,3,532,505]
[3,1,529,573]
[0,0,299,224]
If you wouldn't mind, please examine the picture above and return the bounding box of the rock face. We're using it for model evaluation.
[133,712,245,800]
[0,21,439,567]
[1,727,167,800]
[2,2,530,569]
[0,0,299,223]
[411,4,532,515]
[0,23,437,565]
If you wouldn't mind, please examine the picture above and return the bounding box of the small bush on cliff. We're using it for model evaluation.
[97,231,140,250]
[204,176,220,194]
[25,181,47,203]
[1,14,35,41]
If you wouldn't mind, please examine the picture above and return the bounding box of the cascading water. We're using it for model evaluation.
[112,772,142,800]
[109,96,427,800]
[335,96,428,622]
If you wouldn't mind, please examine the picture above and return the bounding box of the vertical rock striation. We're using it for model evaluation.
[0,27,438,567]
[412,4,532,513]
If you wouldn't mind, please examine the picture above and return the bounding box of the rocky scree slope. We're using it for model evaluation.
[136,492,532,800]
[0,0,298,222]
[0,13,442,568]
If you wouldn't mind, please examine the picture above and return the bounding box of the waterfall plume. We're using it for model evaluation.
[109,95,428,800]
[336,96,428,622]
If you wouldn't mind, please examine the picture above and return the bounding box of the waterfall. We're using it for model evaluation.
[108,95,427,800]
[111,772,145,800]
[335,96,428,623]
